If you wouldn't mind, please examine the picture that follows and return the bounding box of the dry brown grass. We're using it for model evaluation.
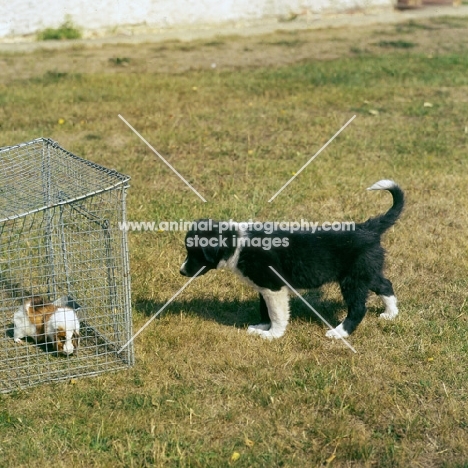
[1,15,468,467]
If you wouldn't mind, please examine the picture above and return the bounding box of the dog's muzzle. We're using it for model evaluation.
[179,260,188,276]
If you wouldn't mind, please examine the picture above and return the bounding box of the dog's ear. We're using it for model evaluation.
[202,244,219,264]
[200,221,221,264]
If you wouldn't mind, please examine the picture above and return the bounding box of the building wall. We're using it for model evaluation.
[0,0,393,38]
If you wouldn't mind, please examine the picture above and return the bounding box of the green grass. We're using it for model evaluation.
[109,57,131,66]
[204,40,225,47]
[1,17,468,467]
[395,20,435,33]
[268,39,304,47]
[37,20,82,41]
[376,40,417,49]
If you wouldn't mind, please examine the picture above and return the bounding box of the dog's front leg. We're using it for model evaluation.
[247,287,290,339]
[247,294,271,333]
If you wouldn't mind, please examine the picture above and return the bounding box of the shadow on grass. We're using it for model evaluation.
[134,290,346,331]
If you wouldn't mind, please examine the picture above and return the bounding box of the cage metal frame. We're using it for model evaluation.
[0,137,134,393]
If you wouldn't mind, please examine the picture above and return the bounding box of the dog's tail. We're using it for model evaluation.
[364,180,404,235]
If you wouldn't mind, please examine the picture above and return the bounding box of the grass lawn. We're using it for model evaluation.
[1,15,468,467]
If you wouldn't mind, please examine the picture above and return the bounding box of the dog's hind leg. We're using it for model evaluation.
[370,276,398,320]
[326,279,368,339]
[247,287,289,339]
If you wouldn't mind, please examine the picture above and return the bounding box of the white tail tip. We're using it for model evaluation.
[367,179,397,191]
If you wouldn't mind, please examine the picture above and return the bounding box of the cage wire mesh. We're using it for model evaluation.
[0,138,133,393]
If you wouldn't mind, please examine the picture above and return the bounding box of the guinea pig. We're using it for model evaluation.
[14,296,80,355]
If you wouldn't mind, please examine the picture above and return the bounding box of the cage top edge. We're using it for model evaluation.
[0,137,131,184]
[0,181,130,223]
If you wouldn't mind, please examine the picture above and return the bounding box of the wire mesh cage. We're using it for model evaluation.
[0,138,133,393]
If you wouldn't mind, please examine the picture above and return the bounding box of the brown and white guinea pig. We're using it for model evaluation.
[13,296,80,355]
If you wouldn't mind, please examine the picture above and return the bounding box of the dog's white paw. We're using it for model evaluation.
[325,324,349,339]
[14,338,24,344]
[247,326,284,340]
[379,311,398,320]
[259,329,284,340]
[380,296,398,321]
[247,323,271,334]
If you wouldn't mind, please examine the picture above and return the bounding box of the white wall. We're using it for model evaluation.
[0,0,393,38]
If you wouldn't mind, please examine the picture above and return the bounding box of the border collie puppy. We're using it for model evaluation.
[180,180,404,340]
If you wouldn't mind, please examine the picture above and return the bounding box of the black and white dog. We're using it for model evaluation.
[180,180,404,340]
